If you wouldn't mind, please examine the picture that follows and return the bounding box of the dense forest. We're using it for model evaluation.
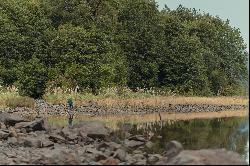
[0,0,248,98]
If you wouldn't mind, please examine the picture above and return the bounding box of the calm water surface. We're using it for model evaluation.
[116,117,249,163]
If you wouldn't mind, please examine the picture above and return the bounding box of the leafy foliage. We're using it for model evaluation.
[0,0,248,98]
[16,57,48,98]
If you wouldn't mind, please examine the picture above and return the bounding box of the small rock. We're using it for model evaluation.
[104,149,113,157]
[32,150,80,165]
[145,141,154,149]
[49,134,67,144]
[19,137,42,148]
[133,150,143,154]
[42,140,54,147]
[99,157,120,165]
[0,130,9,139]
[23,118,46,132]
[0,122,6,129]
[135,159,146,165]
[124,139,145,148]
[89,161,102,165]
[7,137,18,146]
[97,142,121,151]
[133,154,145,160]
[4,152,17,158]
[29,132,38,137]
[14,122,31,129]
[86,148,102,154]
[9,127,18,138]
[113,149,127,161]
[125,155,137,164]
[148,154,161,164]
[163,140,183,158]
[128,135,147,142]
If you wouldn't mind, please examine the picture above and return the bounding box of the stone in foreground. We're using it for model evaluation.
[156,149,247,165]
[73,121,110,139]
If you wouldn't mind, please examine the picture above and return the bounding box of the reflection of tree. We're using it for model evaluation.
[118,117,248,157]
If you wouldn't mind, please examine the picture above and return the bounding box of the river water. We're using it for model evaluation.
[116,117,249,163]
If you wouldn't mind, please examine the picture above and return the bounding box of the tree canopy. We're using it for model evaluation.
[0,0,248,98]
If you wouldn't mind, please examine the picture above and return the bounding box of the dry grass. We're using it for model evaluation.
[95,96,248,107]
[0,91,20,108]
[5,96,36,109]
[48,109,249,129]
[45,96,249,108]
[0,90,248,109]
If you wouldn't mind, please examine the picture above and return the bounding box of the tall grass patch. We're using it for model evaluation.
[5,96,36,109]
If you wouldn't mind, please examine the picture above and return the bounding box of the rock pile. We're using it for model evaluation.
[0,99,248,118]
[0,112,247,165]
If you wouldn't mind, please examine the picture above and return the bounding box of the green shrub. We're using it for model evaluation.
[5,96,35,109]
[16,57,48,99]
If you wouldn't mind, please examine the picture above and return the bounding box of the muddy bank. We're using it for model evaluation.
[0,112,248,165]
[0,99,248,117]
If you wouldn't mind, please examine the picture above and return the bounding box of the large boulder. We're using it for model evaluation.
[14,118,46,132]
[156,149,247,165]
[0,112,26,126]
[73,121,110,139]
[18,137,42,148]
[60,127,78,141]
[14,122,32,129]
[32,149,80,165]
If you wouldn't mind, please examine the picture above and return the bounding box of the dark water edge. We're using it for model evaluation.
[115,117,249,163]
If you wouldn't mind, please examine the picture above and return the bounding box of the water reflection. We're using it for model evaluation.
[117,117,249,163]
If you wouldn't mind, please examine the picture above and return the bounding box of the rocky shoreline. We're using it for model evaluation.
[0,112,247,165]
[0,99,248,118]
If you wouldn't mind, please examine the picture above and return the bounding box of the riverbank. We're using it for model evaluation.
[0,113,248,165]
[0,91,248,108]
[0,98,248,117]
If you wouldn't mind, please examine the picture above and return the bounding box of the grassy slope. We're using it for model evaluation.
[0,91,248,108]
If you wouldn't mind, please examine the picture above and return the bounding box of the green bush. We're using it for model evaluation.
[16,57,48,99]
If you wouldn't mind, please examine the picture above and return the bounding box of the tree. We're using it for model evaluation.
[16,57,48,98]
[0,0,248,97]
[192,14,248,95]
[48,24,127,94]
[117,0,163,90]
[158,9,211,95]
[0,0,52,85]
